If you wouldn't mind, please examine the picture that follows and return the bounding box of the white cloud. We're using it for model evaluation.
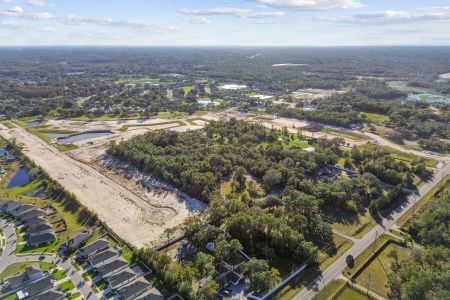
[188,17,211,24]
[247,0,365,10]
[180,7,284,18]
[324,6,450,24]
[0,0,14,3]
[26,0,45,7]
[7,6,23,14]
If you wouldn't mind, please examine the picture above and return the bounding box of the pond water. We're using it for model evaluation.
[407,94,450,104]
[56,131,112,145]
[26,120,43,126]
[7,167,30,188]
[45,132,68,139]
[197,100,220,106]
[0,149,14,159]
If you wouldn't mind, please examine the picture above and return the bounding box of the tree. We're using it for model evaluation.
[197,280,219,300]
[242,258,281,295]
[232,166,247,192]
[195,252,215,278]
[263,169,282,190]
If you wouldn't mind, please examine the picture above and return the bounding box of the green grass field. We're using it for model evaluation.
[52,269,68,280]
[361,113,389,123]
[58,280,76,292]
[354,243,410,298]
[181,85,195,96]
[119,120,185,132]
[322,128,369,141]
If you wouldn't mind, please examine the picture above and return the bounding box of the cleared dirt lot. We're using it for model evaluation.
[0,127,206,248]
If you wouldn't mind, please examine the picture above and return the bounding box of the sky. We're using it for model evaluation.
[0,0,449,46]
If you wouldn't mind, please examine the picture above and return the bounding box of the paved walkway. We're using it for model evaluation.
[0,219,98,300]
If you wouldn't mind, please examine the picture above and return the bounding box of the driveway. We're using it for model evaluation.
[0,219,98,300]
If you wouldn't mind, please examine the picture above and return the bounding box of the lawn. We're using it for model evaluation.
[0,261,54,280]
[313,279,347,300]
[334,286,372,300]
[52,269,68,280]
[55,144,78,152]
[354,243,410,298]
[67,292,81,300]
[181,85,195,96]
[330,210,375,239]
[361,113,389,124]
[322,128,369,141]
[58,280,76,292]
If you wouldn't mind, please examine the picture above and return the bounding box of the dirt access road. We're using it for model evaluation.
[0,127,202,248]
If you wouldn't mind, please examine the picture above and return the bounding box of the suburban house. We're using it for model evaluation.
[106,267,138,289]
[27,223,53,236]
[34,290,64,300]
[10,205,36,217]
[97,258,129,278]
[17,209,46,223]
[64,230,92,250]
[79,239,109,257]
[1,200,21,214]
[1,266,42,292]
[16,276,53,299]
[26,232,56,247]
[136,287,164,300]
[25,216,47,227]
[117,278,151,300]
[88,248,120,267]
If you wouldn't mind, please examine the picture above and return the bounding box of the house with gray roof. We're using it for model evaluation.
[107,268,138,290]
[64,230,92,250]
[96,258,128,278]
[117,279,151,300]
[26,232,56,247]
[79,239,109,257]
[25,216,47,227]
[88,248,120,267]
[16,276,53,299]
[34,290,64,300]
[1,266,42,292]
[2,200,21,213]
[136,287,164,300]
[10,205,36,217]
[28,223,53,236]
[18,209,45,223]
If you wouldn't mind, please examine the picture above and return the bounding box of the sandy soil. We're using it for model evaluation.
[0,127,205,248]
[439,73,450,80]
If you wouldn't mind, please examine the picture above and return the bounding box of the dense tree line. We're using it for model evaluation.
[388,181,450,299]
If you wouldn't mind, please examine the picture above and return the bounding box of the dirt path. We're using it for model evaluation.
[0,127,202,248]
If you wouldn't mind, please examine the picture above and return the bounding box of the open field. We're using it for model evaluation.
[361,113,389,124]
[354,242,410,298]
[0,127,206,248]
[0,261,53,281]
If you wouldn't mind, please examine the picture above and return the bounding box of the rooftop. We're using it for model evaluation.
[27,232,56,245]
[80,239,109,256]
[17,276,53,299]
[97,258,128,276]
[28,223,53,236]
[117,279,150,299]
[107,268,136,287]
[88,248,119,266]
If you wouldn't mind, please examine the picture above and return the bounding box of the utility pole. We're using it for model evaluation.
[365,273,372,295]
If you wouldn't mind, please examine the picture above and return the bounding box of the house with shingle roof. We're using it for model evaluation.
[88,248,120,267]
[79,239,109,258]
[97,258,128,278]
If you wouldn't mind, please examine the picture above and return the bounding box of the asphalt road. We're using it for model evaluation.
[0,219,98,300]
[293,161,450,300]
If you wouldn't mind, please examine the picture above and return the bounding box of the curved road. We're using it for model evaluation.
[0,219,98,300]
[294,160,450,300]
